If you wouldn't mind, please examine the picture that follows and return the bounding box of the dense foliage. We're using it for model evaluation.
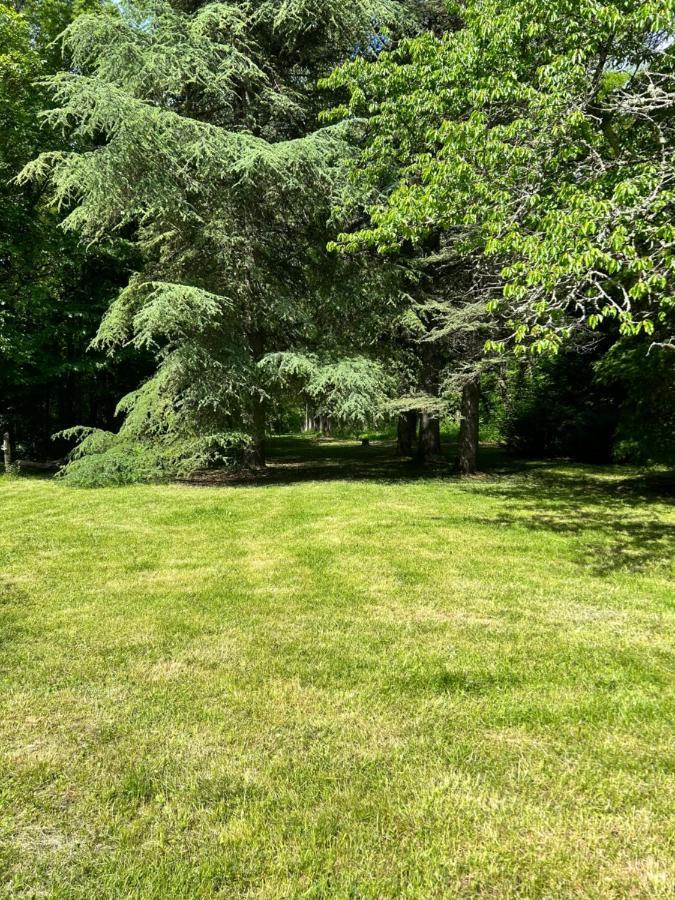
[3,0,673,480]
[484,336,675,464]
[0,0,150,457]
[328,0,674,352]
[17,0,432,479]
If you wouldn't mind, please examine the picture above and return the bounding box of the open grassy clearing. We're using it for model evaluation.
[0,438,673,898]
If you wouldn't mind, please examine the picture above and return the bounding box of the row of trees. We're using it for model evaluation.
[2,0,673,481]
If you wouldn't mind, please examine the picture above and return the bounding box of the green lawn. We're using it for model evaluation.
[1,438,673,898]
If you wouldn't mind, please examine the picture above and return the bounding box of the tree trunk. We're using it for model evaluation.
[250,392,266,468]
[397,411,418,456]
[457,377,480,475]
[249,330,266,467]
[417,413,441,464]
[2,432,11,473]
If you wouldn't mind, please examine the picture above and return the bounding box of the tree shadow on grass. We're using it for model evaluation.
[186,435,674,577]
[472,468,674,576]
[186,435,533,487]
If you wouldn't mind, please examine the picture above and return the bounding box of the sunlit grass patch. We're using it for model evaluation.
[0,441,673,897]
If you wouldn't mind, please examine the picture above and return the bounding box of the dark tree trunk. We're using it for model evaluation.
[457,377,480,475]
[397,411,418,456]
[250,392,266,468]
[417,413,441,464]
[320,415,332,436]
[249,330,266,468]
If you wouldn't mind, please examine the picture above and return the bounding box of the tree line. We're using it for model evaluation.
[1,0,673,483]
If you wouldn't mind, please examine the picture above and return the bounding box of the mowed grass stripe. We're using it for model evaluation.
[0,448,673,897]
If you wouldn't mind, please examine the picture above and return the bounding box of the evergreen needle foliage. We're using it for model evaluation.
[21,0,426,481]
